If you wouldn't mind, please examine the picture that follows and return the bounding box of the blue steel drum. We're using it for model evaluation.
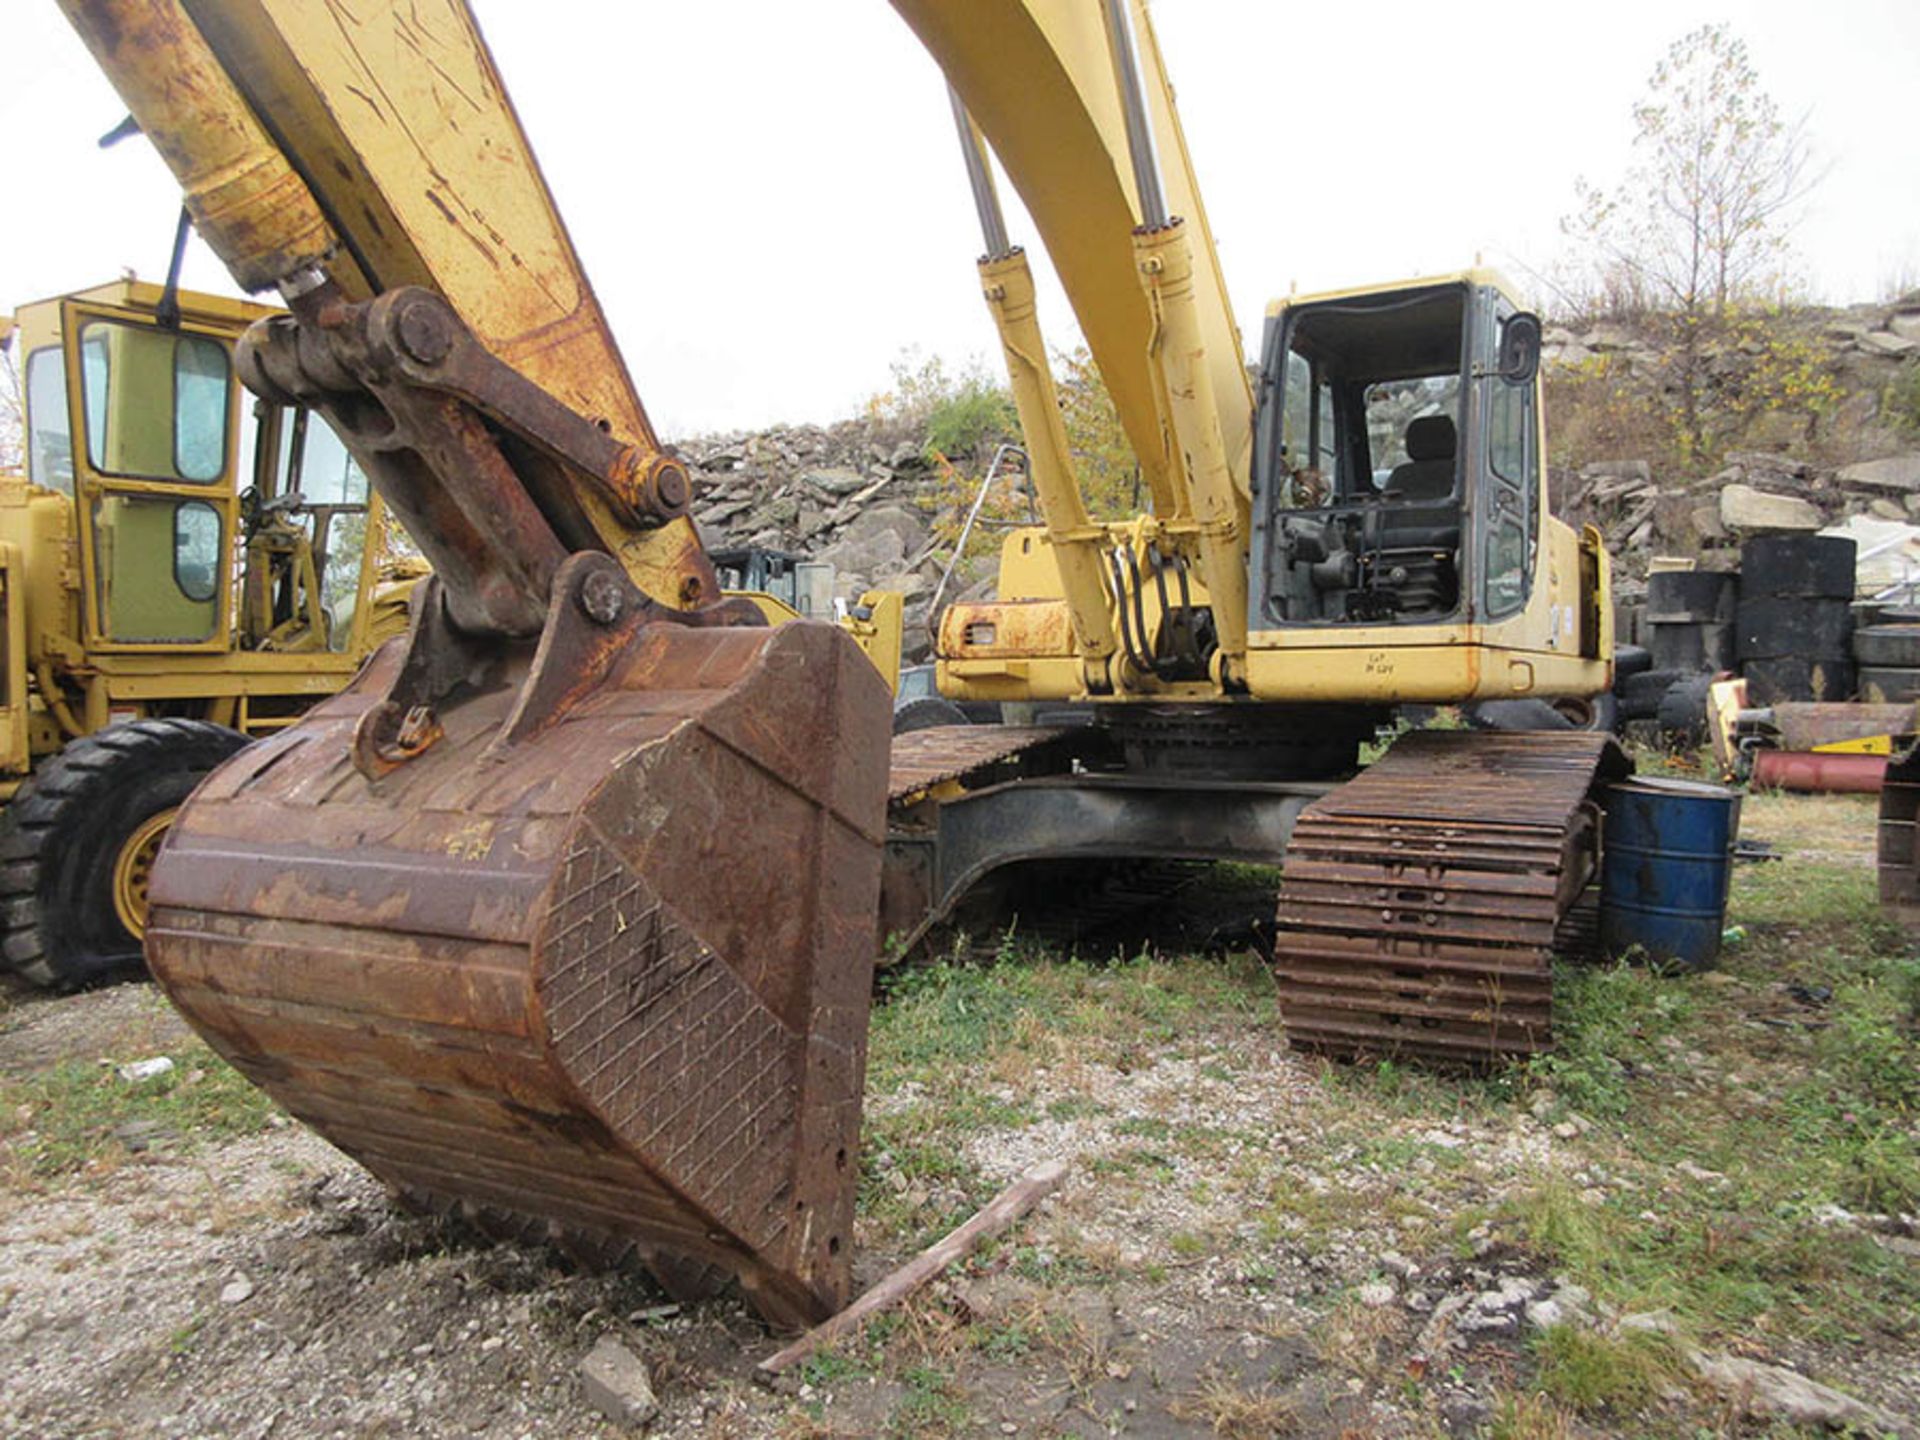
[1599,776,1742,970]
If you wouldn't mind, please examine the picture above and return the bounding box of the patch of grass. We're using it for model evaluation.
[969,1319,1035,1361]
[1169,1372,1298,1438]
[1310,1292,1403,1382]
[888,1364,968,1438]
[1044,1096,1106,1122]
[1531,1324,1675,1414]
[869,950,1275,1093]
[1528,959,1692,1118]
[1485,1388,1574,1440]
[0,1046,278,1179]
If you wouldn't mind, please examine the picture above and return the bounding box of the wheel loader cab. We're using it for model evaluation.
[16,283,384,658]
[1252,277,1538,632]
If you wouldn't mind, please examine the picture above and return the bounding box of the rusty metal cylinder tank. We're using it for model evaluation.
[146,617,889,1330]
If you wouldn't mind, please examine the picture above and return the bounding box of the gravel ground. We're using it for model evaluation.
[2,795,1915,1439]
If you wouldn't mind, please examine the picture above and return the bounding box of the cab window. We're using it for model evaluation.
[24,347,74,495]
[91,494,222,642]
[1481,313,1538,620]
[78,320,230,483]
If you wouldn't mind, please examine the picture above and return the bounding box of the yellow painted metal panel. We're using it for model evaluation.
[891,0,1251,498]
[180,0,653,452]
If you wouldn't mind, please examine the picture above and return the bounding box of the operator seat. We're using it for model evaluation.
[1387,414,1457,501]
[1376,413,1461,558]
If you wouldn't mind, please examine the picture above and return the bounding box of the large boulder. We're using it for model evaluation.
[1719,483,1821,533]
[1837,455,1920,492]
[817,527,907,577]
[839,503,930,558]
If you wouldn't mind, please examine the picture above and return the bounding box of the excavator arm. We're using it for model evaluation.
[56,0,893,1328]
[58,0,717,621]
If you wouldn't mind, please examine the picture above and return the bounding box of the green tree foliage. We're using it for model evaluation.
[868,347,1154,560]
[866,351,1017,467]
[1053,346,1142,520]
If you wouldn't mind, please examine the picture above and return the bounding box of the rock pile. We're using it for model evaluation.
[673,418,1002,661]
[1542,296,1920,372]
[1558,446,1920,599]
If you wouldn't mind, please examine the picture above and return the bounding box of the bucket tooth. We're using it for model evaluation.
[146,608,890,1330]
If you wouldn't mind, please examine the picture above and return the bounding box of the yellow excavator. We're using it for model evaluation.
[51,0,1617,1328]
[888,3,1623,1064]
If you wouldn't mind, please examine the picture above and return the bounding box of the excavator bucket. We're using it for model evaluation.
[146,588,890,1331]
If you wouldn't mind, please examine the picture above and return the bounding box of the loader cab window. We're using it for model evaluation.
[1253,285,1467,626]
[77,321,230,483]
[23,347,74,496]
[74,319,236,645]
[264,408,374,649]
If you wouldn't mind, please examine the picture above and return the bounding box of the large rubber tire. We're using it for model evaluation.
[1854,624,1920,668]
[1613,643,1654,680]
[891,696,971,734]
[1548,693,1620,733]
[1618,667,1693,719]
[1734,597,1853,661]
[1858,665,1920,704]
[1465,696,1619,733]
[1646,570,1737,622]
[1648,621,1734,673]
[0,719,249,989]
[1738,535,1856,599]
[1655,675,1715,744]
[1464,699,1573,731]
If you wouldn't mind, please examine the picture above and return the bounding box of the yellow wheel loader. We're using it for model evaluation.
[0,278,418,987]
[46,0,1618,1330]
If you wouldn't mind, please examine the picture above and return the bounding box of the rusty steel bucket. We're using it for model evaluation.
[146,598,889,1330]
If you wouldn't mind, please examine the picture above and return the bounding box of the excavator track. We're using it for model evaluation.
[887,725,1080,800]
[1273,730,1629,1065]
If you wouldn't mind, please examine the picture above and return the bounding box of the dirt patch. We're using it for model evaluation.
[0,980,194,1077]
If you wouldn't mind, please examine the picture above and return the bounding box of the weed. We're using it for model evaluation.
[889,1364,968,1437]
[1531,1324,1675,1414]
[1310,1293,1403,1382]
[1169,1371,1298,1438]
[1485,1388,1574,1440]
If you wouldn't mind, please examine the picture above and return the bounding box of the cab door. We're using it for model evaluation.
[60,299,242,653]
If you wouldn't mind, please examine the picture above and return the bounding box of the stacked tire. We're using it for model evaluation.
[1855,624,1920,703]
[1645,570,1736,673]
[1736,535,1856,704]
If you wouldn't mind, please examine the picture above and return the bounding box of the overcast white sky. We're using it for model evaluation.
[3,2,1915,437]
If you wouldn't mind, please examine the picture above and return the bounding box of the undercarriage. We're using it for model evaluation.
[882,714,1628,1066]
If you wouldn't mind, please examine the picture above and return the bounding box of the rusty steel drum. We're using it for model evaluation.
[147,614,889,1330]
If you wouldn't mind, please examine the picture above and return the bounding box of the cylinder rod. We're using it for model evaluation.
[947,86,1011,260]
[1100,0,1168,229]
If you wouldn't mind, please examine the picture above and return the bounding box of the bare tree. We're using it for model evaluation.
[0,338,23,474]
[1563,25,1827,465]
[1568,24,1819,320]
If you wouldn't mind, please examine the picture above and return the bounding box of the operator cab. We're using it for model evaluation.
[1250,276,1541,629]
[15,281,379,653]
